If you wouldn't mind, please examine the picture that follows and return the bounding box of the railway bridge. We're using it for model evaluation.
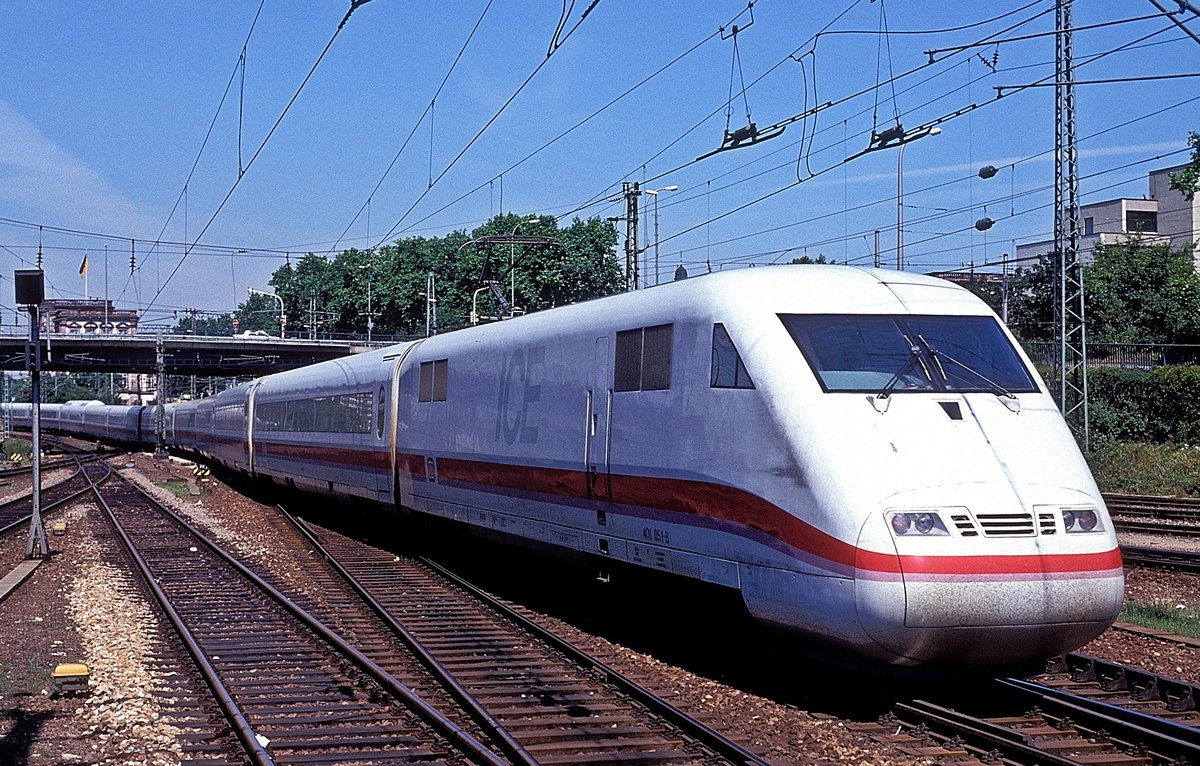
[0,333,400,377]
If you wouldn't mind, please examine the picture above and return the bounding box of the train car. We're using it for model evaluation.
[60,400,106,438]
[247,350,406,501]
[384,266,1122,666]
[2,402,55,433]
[27,266,1125,668]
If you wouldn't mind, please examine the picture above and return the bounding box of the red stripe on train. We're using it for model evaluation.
[402,452,1122,578]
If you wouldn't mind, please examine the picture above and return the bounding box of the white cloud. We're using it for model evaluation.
[0,99,157,233]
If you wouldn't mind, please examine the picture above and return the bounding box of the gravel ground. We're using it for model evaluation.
[0,453,1197,765]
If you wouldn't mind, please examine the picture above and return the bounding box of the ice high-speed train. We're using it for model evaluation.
[10,267,1124,666]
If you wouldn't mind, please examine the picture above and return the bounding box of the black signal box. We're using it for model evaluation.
[14,269,44,306]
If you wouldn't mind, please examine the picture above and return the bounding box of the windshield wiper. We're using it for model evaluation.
[922,342,1021,411]
[875,337,927,401]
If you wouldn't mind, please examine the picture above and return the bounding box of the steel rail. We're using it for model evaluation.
[1050,652,1199,716]
[1000,677,1200,762]
[0,449,107,537]
[277,504,541,766]
[1122,545,1200,574]
[891,699,1083,766]
[422,556,772,766]
[114,473,509,766]
[84,465,274,766]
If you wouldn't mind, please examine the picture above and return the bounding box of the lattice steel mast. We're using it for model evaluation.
[1055,0,1088,448]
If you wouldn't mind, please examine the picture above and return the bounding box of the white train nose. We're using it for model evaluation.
[854,502,1124,665]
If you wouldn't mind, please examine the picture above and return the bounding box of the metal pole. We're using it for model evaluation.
[25,305,47,558]
[154,332,167,458]
[1001,253,1010,324]
[366,264,373,343]
[874,230,881,268]
[897,142,906,271]
[652,193,662,286]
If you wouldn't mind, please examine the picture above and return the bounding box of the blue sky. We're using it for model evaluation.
[1,1,1197,327]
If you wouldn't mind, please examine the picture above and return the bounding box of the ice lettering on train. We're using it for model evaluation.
[495,346,544,445]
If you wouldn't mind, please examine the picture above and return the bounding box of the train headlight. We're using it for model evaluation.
[887,511,949,537]
[1062,508,1101,533]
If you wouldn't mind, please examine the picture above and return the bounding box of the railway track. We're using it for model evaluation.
[85,465,513,765]
[1122,545,1200,574]
[0,449,99,537]
[1105,492,1200,537]
[854,652,1200,765]
[273,506,770,765]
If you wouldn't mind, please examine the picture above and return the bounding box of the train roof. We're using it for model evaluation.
[411,265,993,351]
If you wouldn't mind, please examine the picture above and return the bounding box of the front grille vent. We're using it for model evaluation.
[1038,512,1057,536]
[975,512,1035,537]
[949,513,979,537]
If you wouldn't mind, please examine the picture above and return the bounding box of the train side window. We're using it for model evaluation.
[614,324,673,391]
[711,323,754,389]
[419,359,449,402]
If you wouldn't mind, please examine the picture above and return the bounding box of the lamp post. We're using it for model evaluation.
[247,287,285,336]
[358,256,375,343]
[896,127,941,270]
[511,217,540,312]
[643,186,678,286]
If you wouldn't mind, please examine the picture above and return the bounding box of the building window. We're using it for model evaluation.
[1126,210,1157,233]
[614,324,673,392]
[711,324,754,389]
[418,359,449,402]
[1084,217,1094,236]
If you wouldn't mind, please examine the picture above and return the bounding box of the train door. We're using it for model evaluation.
[246,380,261,474]
[387,342,422,509]
[585,336,612,502]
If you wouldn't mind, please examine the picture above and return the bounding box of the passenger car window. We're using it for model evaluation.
[614,324,673,391]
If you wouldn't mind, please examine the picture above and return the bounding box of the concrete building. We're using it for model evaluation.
[40,299,138,335]
[1016,164,1199,267]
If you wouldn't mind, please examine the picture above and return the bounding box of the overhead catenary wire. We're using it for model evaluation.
[325,0,496,257]
[145,0,373,316]
[371,0,603,249]
[649,21,1186,253]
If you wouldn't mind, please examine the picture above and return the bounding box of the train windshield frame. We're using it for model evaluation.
[779,314,1039,395]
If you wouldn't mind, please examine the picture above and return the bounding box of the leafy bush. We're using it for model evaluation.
[1089,365,1200,443]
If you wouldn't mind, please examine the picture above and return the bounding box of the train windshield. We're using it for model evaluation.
[780,314,1038,394]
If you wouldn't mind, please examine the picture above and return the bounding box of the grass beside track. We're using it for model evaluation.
[154,480,191,500]
[1119,600,1200,639]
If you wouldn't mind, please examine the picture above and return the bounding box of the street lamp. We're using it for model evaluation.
[358,256,375,343]
[897,126,941,271]
[247,287,285,336]
[511,217,540,312]
[643,186,678,286]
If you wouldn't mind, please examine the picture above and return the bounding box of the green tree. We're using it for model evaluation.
[1003,256,1056,341]
[1170,131,1200,201]
[268,214,621,337]
[236,293,284,334]
[1084,238,1200,344]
